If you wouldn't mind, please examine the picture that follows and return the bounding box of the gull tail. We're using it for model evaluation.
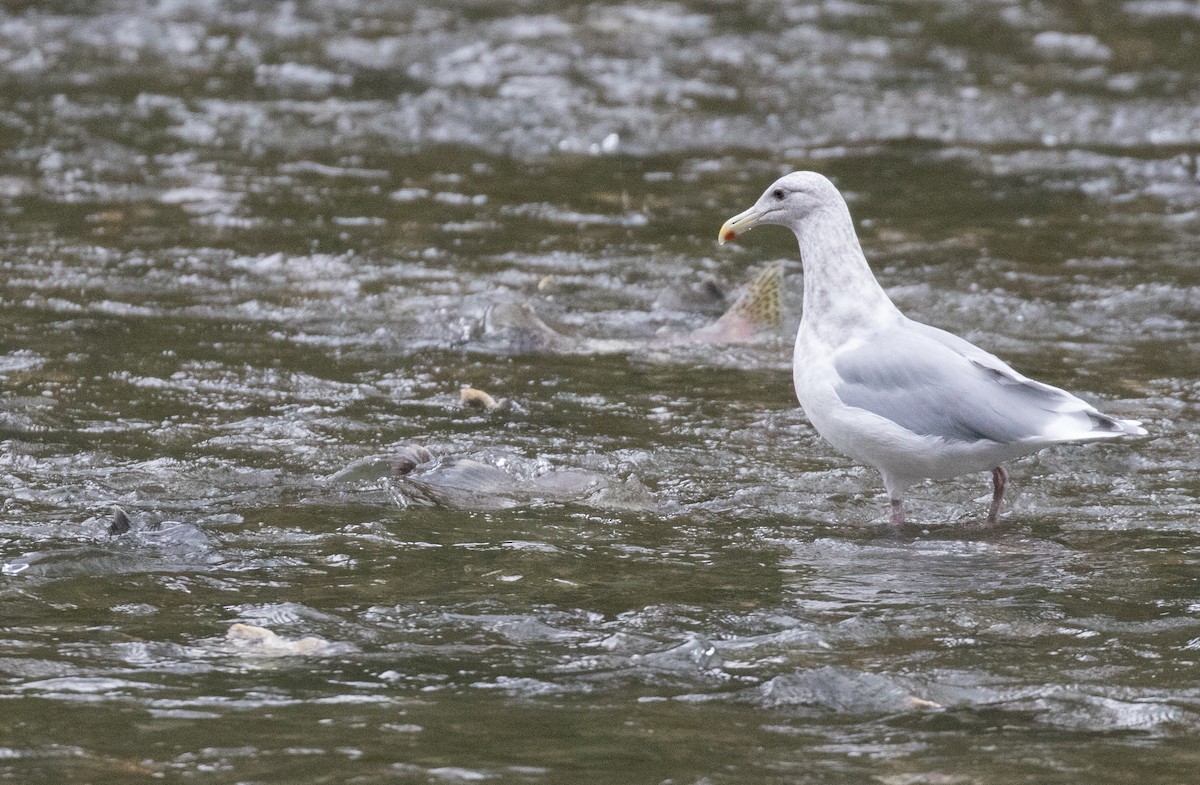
[956,353,1148,444]
[1034,405,1147,445]
[1085,411,1147,437]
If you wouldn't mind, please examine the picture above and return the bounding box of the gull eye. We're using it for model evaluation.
[772,188,785,200]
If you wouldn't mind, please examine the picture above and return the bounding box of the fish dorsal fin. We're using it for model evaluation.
[679,261,785,345]
[723,260,783,330]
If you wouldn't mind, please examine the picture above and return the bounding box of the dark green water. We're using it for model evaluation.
[2,2,1199,783]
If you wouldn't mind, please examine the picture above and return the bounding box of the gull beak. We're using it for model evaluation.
[718,207,765,245]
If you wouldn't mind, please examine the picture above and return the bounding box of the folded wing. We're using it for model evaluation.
[832,321,1144,446]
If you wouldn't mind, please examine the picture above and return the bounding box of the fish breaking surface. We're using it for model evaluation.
[720,172,1146,525]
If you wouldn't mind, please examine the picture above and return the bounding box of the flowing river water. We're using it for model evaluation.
[2,2,1200,783]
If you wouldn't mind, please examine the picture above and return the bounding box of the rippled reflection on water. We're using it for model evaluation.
[2,1,1200,783]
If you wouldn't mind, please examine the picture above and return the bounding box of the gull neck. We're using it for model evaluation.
[793,202,899,337]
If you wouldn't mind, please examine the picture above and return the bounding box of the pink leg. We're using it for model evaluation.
[987,466,1008,524]
[890,498,906,526]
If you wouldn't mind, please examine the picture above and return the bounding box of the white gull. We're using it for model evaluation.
[719,171,1145,525]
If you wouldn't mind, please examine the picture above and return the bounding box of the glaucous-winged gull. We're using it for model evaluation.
[719,171,1145,525]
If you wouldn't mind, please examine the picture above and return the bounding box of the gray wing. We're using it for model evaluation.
[831,323,1101,445]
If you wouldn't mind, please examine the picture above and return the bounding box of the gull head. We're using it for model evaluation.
[719,171,844,244]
